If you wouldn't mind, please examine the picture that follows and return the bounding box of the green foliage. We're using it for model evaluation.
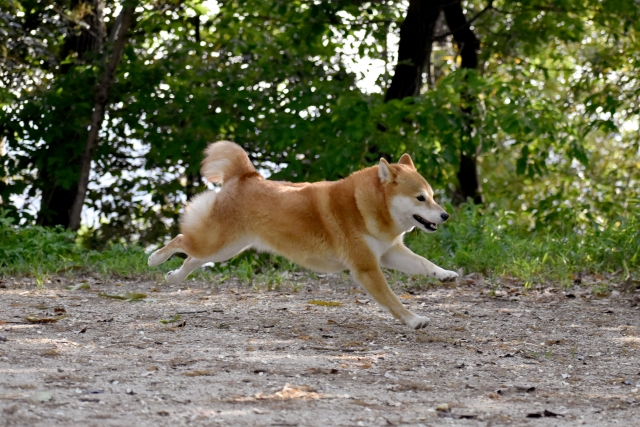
[1,0,639,258]
[2,203,637,286]
[406,203,640,287]
[0,213,162,277]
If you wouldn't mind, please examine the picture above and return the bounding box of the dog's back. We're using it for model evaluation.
[182,141,361,265]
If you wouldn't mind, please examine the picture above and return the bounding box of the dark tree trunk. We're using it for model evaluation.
[443,0,484,204]
[385,0,442,102]
[371,0,442,161]
[37,0,106,227]
[68,5,135,231]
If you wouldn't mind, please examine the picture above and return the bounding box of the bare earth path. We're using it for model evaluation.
[1,273,639,426]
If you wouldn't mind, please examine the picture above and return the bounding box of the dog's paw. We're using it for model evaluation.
[148,251,164,267]
[165,270,182,284]
[405,315,430,330]
[436,269,459,283]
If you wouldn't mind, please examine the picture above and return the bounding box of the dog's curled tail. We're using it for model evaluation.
[200,141,257,184]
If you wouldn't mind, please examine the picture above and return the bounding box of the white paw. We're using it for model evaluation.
[405,315,430,330]
[165,270,182,284]
[436,269,459,283]
[148,251,163,266]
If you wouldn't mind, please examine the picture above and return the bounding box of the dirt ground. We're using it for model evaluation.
[1,272,639,427]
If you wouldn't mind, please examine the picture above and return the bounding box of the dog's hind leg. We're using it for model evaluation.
[164,238,252,283]
[148,234,188,266]
[165,256,206,283]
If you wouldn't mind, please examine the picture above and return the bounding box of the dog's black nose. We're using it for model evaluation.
[440,212,450,221]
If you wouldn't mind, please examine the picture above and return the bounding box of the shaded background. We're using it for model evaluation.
[1,0,639,248]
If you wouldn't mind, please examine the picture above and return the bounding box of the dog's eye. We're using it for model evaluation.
[416,195,426,202]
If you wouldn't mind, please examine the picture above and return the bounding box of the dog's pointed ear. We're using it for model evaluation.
[378,158,394,184]
[398,153,415,169]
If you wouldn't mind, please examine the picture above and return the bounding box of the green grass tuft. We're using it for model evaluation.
[1,205,638,287]
[406,203,640,287]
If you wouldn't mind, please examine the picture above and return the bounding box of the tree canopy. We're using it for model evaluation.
[1,0,639,245]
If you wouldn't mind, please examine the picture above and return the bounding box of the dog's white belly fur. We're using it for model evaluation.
[252,238,346,273]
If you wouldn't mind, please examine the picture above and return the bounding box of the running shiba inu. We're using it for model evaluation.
[148,141,459,329]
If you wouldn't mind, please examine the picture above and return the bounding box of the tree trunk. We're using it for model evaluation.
[37,0,106,227]
[370,0,441,161]
[68,6,136,231]
[384,0,442,102]
[443,0,484,204]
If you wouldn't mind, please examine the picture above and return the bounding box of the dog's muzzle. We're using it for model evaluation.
[413,214,437,232]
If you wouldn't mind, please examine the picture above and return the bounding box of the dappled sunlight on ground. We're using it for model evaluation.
[1,273,639,426]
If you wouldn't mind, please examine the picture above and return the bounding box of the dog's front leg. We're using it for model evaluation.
[352,265,430,329]
[380,243,458,282]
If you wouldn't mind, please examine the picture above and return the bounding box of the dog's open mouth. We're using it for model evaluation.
[413,214,437,232]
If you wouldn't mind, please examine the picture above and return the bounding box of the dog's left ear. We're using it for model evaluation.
[378,158,394,184]
[398,153,415,169]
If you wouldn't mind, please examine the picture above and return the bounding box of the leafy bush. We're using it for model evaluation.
[0,215,174,278]
[407,203,640,287]
[2,205,637,287]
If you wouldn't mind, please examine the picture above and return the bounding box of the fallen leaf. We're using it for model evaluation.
[308,300,341,307]
[435,403,450,412]
[160,314,181,324]
[25,315,67,323]
[42,349,60,357]
[98,292,146,302]
[66,283,90,291]
[184,369,214,377]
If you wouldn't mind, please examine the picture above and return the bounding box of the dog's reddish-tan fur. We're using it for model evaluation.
[149,141,458,329]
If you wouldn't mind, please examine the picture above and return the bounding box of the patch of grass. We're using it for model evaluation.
[1,204,638,286]
[406,203,640,287]
[0,216,180,279]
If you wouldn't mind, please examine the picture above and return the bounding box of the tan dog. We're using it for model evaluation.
[149,141,459,329]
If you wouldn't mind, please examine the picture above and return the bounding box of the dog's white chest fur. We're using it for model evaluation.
[364,235,396,259]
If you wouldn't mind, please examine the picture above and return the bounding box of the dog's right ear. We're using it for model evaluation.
[378,158,394,184]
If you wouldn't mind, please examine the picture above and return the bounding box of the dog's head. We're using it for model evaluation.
[379,154,449,233]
